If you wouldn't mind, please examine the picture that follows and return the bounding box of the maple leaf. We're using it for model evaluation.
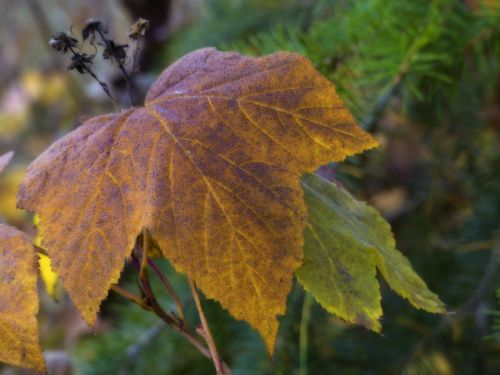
[297,173,445,330]
[0,225,45,373]
[17,48,378,353]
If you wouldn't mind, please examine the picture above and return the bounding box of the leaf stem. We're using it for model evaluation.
[110,283,212,360]
[110,285,146,308]
[189,278,228,375]
[108,234,233,372]
[84,65,121,111]
[148,258,186,323]
[139,229,149,280]
[135,233,178,326]
[67,46,120,111]
[95,29,135,106]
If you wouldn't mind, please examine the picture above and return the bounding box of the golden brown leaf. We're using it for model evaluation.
[17,48,378,353]
[0,224,45,372]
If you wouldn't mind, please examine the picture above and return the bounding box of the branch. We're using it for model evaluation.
[110,283,212,360]
[95,29,135,106]
[110,285,147,309]
[134,234,179,327]
[148,258,186,323]
[115,235,232,372]
[362,0,441,131]
[189,278,229,375]
[67,46,120,111]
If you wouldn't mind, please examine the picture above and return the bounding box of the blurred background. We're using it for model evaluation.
[0,0,499,374]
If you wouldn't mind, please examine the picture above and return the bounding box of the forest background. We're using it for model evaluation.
[0,0,499,374]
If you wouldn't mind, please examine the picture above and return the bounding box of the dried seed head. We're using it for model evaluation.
[102,41,128,65]
[67,53,94,74]
[82,18,107,41]
[128,18,150,40]
[49,32,78,53]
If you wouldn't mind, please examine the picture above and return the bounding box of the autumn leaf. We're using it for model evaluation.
[0,151,14,174]
[0,224,45,373]
[297,173,445,330]
[17,48,378,353]
[0,152,44,372]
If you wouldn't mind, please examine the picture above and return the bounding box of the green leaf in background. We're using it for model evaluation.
[297,173,445,331]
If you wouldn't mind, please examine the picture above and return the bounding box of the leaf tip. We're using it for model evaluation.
[356,312,382,333]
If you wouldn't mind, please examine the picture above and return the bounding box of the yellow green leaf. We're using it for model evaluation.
[17,48,378,353]
[297,173,445,331]
[0,224,45,372]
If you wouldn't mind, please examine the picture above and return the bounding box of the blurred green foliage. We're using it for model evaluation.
[485,289,500,341]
